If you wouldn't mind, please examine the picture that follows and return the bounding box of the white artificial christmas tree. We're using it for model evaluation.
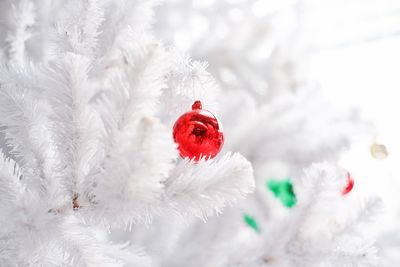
[0,0,389,266]
[0,0,255,265]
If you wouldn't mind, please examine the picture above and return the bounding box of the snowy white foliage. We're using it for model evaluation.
[219,89,367,172]
[285,163,381,267]
[136,163,381,267]
[164,152,254,219]
[0,0,386,266]
[0,0,255,265]
[154,0,371,175]
[145,1,384,266]
[154,0,305,100]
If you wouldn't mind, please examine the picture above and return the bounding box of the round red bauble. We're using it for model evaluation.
[173,100,224,161]
[342,172,354,195]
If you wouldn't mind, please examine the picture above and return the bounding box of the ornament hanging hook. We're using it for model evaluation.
[191,71,197,102]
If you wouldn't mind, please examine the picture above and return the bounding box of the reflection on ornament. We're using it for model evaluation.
[243,213,260,233]
[370,143,388,160]
[267,178,296,208]
[342,172,354,196]
[173,100,224,161]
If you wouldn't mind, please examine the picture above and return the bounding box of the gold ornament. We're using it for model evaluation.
[370,143,388,160]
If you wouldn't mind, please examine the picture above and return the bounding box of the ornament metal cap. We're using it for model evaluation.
[192,100,202,110]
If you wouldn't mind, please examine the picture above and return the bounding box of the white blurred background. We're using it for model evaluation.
[154,0,400,264]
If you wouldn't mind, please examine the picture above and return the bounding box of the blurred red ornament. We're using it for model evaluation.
[342,172,354,195]
[173,100,224,161]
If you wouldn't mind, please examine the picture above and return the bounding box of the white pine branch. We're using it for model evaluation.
[0,151,66,266]
[106,39,170,128]
[0,66,56,194]
[95,39,169,139]
[88,117,177,226]
[331,236,379,267]
[161,52,220,125]
[97,0,160,55]
[41,53,102,205]
[0,151,24,208]
[5,0,35,66]
[50,0,105,57]
[62,215,151,267]
[338,197,383,236]
[163,152,255,220]
[81,0,105,54]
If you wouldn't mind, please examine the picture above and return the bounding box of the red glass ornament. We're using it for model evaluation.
[342,172,354,195]
[173,100,224,161]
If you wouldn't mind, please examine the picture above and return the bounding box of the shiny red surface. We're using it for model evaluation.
[173,101,224,161]
[342,172,354,195]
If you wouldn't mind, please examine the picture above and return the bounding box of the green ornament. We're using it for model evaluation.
[243,213,260,233]
[267,178,296,208]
